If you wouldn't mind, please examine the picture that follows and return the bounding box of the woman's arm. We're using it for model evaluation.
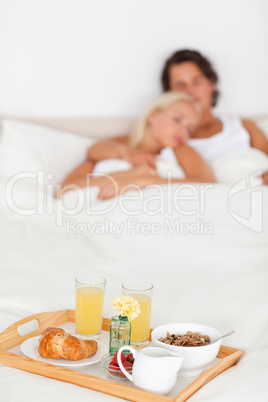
[242,119,268,155]
[56,135,131,198]
[55,160,95,198]
[57,144,215,199]
[174,144,216,183]
[87,135,156,168]
[56,134,157,198]
[56,166,155,199]
[95,158,215,200]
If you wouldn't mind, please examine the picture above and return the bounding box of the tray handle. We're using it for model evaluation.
[17,319,40,336]
[0,310,70,351]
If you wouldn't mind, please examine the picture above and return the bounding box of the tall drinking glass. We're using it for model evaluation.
[75,274,106,338]
[122,281,153,347]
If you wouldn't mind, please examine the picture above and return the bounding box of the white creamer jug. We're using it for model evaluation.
[118,345,183,395]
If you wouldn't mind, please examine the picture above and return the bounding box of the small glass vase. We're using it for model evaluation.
[109,315,131,354]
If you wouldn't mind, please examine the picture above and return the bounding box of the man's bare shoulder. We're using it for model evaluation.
[110,134,129,143]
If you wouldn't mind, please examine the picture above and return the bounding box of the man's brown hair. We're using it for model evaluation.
[161,49,219,107]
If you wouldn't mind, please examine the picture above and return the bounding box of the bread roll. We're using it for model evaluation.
[38,327,98,361]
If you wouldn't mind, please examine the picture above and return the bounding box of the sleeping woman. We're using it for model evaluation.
[56,92,215,200]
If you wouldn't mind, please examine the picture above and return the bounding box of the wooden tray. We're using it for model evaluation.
[0,310,244,402]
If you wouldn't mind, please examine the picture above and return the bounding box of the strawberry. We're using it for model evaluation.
[111,350,127,366]
[126,353,134,363]
[119,361,133,378]
[108,362,120,374]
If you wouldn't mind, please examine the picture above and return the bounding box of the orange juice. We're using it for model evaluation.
[75,286,104,335]
[129,293,152,342]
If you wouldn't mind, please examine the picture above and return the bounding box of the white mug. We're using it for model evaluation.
[118,346,183,395]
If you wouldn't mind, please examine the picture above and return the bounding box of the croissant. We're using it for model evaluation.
[38,327,98,361]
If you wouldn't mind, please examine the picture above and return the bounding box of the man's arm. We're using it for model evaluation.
[242,119,268,155]
[87,135,156,167]
[87,135,129,161]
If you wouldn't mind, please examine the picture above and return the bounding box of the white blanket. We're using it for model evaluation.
[0,171,268,402]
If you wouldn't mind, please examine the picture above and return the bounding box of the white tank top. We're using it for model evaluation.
[187,115,251,162]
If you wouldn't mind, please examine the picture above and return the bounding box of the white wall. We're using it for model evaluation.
[0,0,267,118]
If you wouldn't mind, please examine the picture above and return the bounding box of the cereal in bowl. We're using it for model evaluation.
[159,331,210,347]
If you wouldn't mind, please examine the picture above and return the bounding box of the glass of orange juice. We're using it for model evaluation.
[75,275,106,338]
[122,281,153,347]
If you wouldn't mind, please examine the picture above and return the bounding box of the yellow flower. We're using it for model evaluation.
[111,295,141,321]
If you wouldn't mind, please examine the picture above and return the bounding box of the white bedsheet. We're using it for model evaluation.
[0,175,268,402]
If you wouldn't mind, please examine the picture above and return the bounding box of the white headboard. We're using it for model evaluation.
[1,115,268,141]
[0,1,267,118]
[0,116,136,139]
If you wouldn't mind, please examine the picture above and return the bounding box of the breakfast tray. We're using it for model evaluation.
[0,310,244,402]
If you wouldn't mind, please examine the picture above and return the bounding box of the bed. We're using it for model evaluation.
[0,116,268,402]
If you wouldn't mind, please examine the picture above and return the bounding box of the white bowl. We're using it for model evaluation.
[151,323,222,377]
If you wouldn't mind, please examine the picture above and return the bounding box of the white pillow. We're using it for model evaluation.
[211,148,268,184]
[0,119,95,185]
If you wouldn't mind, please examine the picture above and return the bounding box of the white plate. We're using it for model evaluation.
[21,336,108,367]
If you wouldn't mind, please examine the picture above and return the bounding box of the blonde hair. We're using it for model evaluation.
[128,92,201,147]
